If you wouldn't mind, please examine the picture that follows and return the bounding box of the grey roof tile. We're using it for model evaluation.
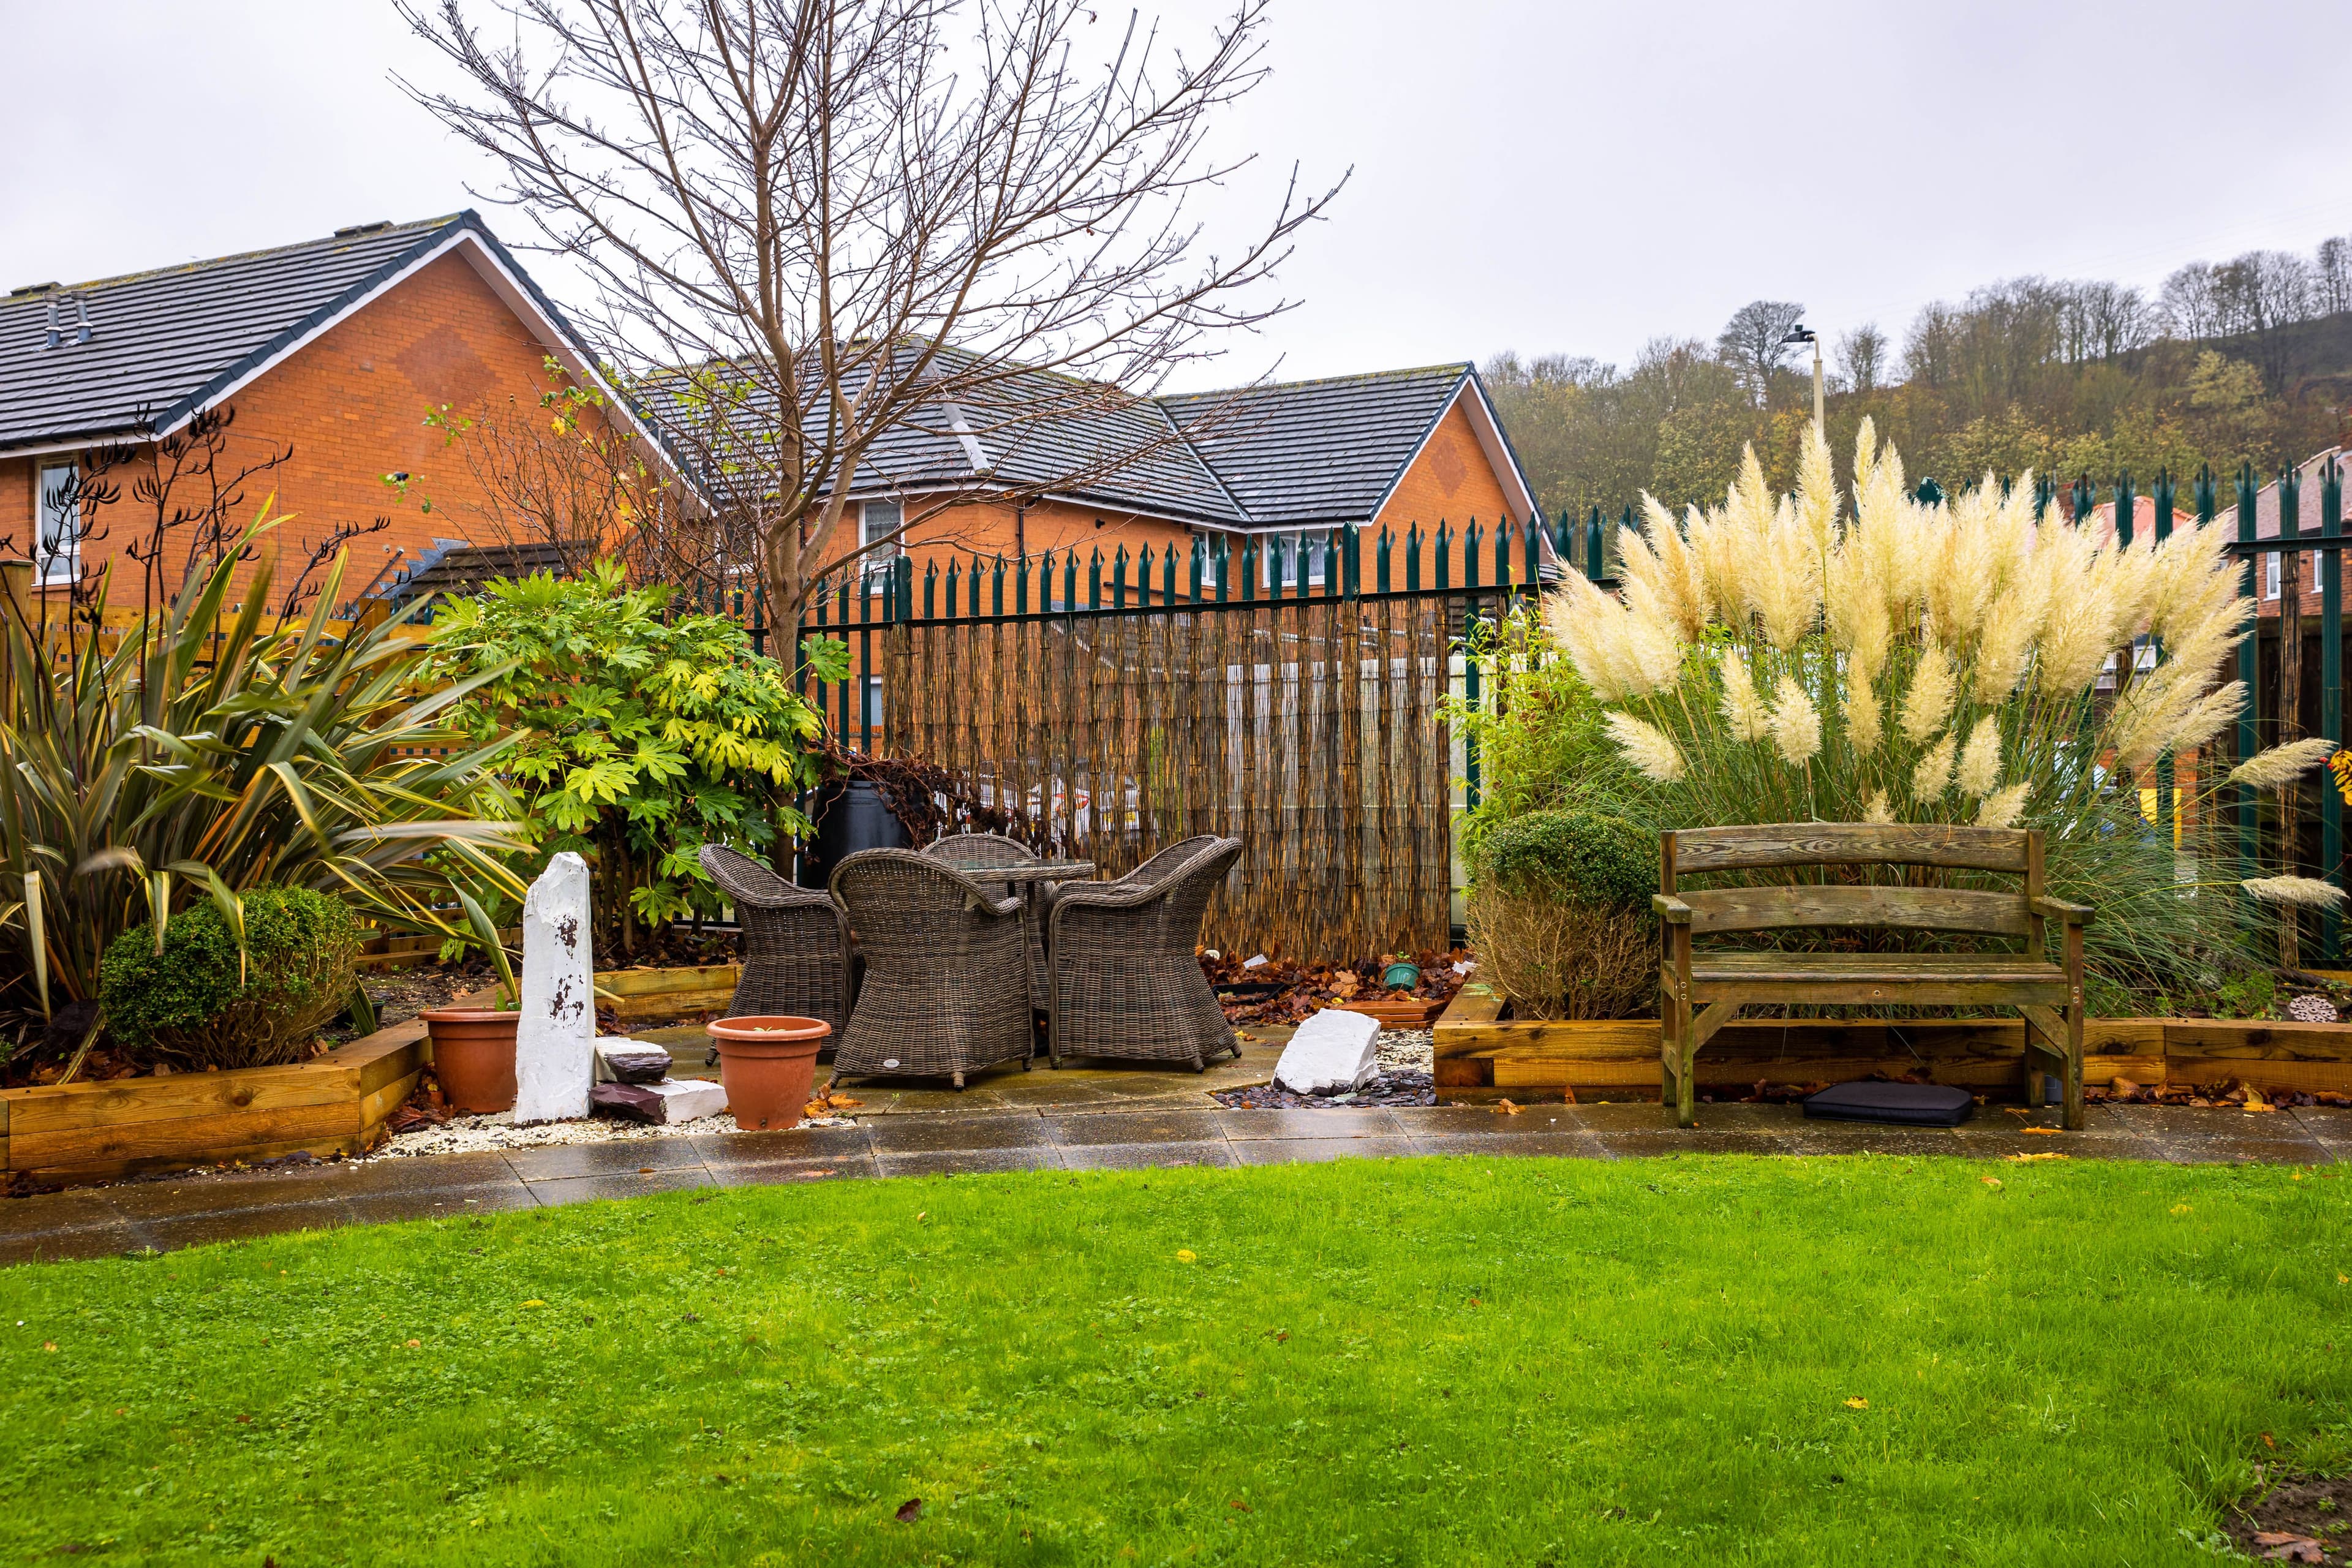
[0,215,496,453]
[1159,364,1472,527]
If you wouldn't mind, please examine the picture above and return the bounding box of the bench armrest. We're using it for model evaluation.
[2030,895,2095,927]
[1653,894,1693,925]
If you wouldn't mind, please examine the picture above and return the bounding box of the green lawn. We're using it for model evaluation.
[4,1155,2348,1565]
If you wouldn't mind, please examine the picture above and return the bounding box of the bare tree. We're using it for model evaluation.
[2058,279,2150,363]
[396,0,1338,618]
[2160,262,2222,343]
[2212,250,2318,390]
[1834,323,1885,394]
[2318,236,2352,317]
[1714,299,1805,405]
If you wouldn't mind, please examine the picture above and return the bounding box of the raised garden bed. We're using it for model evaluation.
[4,963,751,1188]
[1433,982,2352,1099]
[1,1022,429,1186]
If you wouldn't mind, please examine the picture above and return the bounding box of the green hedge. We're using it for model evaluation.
[100,888,361,1069]
[1472,808,1656,910]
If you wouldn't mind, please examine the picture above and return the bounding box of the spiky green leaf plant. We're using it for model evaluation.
[0,509,529,1036]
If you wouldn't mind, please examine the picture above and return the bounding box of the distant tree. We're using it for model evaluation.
[2160,263,2223,343]
[2212,251,2318,390]
[1714,300,1806,406]
[2058,279,2152,363]
[1835,324,1886,394]
[2319,236,2352,316]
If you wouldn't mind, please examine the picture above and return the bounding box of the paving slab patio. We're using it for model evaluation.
[0,1098,2337,1265]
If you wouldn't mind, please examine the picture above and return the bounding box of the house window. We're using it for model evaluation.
[2266,551,2280,600]
[860,499,903,560]
[36,462,78,585]
[1260,529,1329,588]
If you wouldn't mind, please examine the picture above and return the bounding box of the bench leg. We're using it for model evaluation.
[1659,986,1682,1114]
[2062,998,2084,1132]
[1672,1003,1698,1128]
[2022,1003,2085,1133]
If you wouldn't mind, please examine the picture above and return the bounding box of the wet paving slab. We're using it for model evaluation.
[1,1099,2339,1262]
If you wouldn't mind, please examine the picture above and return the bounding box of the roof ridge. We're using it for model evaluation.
[1159,362,1471,403]
[6,214,470,299]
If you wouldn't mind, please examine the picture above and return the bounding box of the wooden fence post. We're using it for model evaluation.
[0,557,28,714]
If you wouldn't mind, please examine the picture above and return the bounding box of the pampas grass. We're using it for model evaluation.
[1545,420,2268,992]
[2242,875,2348,910]
[2227,737,2337,791]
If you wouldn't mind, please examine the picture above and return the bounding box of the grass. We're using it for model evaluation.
[4,1155,2349,1565]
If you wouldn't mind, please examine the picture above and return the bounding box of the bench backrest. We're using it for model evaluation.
[1660,824,2044,941]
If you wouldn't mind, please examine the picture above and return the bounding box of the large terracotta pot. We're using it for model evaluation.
[420,1009,519,1114]
[705,1015,831,1131]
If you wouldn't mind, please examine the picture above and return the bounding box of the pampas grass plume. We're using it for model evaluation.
[1719,649,1770,742]
[1974,782,2029,831]
[2242,875,2348,910]
[1606,711,1686,782]
[1899,644,1955,744]
[1861,789,1894,824]
[2227,737,2337,791]
[1768,678,1823,766]
[1955,715,2002,797]
[1911,733,1956,802]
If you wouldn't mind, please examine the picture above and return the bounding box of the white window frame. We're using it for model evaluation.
[2266,550,2281,600]
[859,499,904,562]
[34,461,78,586]
[1259,529,1329,588]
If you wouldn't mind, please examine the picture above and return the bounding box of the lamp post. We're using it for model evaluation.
[1781,323,1823,432]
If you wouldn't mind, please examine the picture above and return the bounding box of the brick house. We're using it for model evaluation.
[0,211,672,603]
[799,359,1547,593]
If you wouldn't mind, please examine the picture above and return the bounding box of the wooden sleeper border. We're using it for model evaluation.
[2,963,749,1187]
[1433,981,2352,1098]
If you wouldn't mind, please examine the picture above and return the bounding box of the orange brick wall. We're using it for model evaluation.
[10,251,601,606]
[1377,399,1525,581]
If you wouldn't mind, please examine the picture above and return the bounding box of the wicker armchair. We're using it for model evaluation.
[1104,835,1220,892]
[1046,836,1243,1070]
[698,843,851,1038]
[827,848,1036,1090]
[922,831,1049,999]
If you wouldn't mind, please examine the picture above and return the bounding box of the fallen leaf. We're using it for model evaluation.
[2020,1126,2062,1136]
[405,1338,421,1349]
[236,1414,252,1424]
[894,1498,923,1523]
[2171,1204,2192,1216]
[1228,1499,1252,1512]
[638,1167,655,1174]
[2263,1431,2277,1449]
[915,1212,927,1223]
[1494,1099,1522,1116]
[518,1299,546,1309]
[1981,1177,2003,1188]
[2254,1531,2325,1562]
[42,1341,56,1352]
[1844,1398,1869,1409]
[2339,1274,2348,1285]
[2003,1106,2032,1117]
[1176,1249,1196,1263]
[2007,1152,2070,1163]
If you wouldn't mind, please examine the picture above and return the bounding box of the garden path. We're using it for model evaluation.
[0,1093,2343,1266]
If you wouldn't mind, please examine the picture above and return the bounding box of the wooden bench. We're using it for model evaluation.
[1653,824,2094,1130]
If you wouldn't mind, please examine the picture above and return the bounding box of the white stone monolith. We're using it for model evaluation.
[513,852,595,1123]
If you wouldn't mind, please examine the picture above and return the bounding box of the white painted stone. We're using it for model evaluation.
[1272,1008,1382,1096]
[513,852,595,1124]
[643,1077,728,1123]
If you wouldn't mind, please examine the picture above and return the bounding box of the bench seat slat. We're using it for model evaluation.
[1670,824,2032,873]
[1678,885,2031,938]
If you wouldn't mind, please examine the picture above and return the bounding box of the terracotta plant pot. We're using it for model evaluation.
[420,1009,519,1114]
[705,1015,831,1131]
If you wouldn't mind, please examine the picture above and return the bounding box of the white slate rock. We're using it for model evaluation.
[1272,1008,1382,1096]
[513,852,596,1125]
[640,1078,728,1123]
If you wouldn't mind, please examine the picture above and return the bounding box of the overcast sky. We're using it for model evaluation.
[4,0,2345,391]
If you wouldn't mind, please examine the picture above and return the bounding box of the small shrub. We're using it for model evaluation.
[100,889,361,1069]
[1469,810,1658,1020]
[1473,808,1657,909]
[1466,888,1653,1022]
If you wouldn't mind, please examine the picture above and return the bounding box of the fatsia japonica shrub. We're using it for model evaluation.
[426,562,842,952]
[1545,421,2336,990]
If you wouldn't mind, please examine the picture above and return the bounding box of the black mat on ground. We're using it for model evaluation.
[1801,1080,1974,1126]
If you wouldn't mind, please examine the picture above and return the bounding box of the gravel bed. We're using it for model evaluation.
[1212,1070,1433,1110]
[1376,1028,1433,1073]
[364,1108,858,1160]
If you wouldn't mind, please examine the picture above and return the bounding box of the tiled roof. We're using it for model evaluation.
[0,215,502,453]
[1159,364,1474,527]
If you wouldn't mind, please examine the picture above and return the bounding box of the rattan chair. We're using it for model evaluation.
[1046,836,1243,1071]
[827,848,1036,1090]
[922,832,1050,999]
[698,843,851,1038]
[1103,835,1220,892]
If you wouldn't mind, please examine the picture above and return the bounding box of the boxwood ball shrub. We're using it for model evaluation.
[100,888,361,1069]
[1468,809,1657,1021]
